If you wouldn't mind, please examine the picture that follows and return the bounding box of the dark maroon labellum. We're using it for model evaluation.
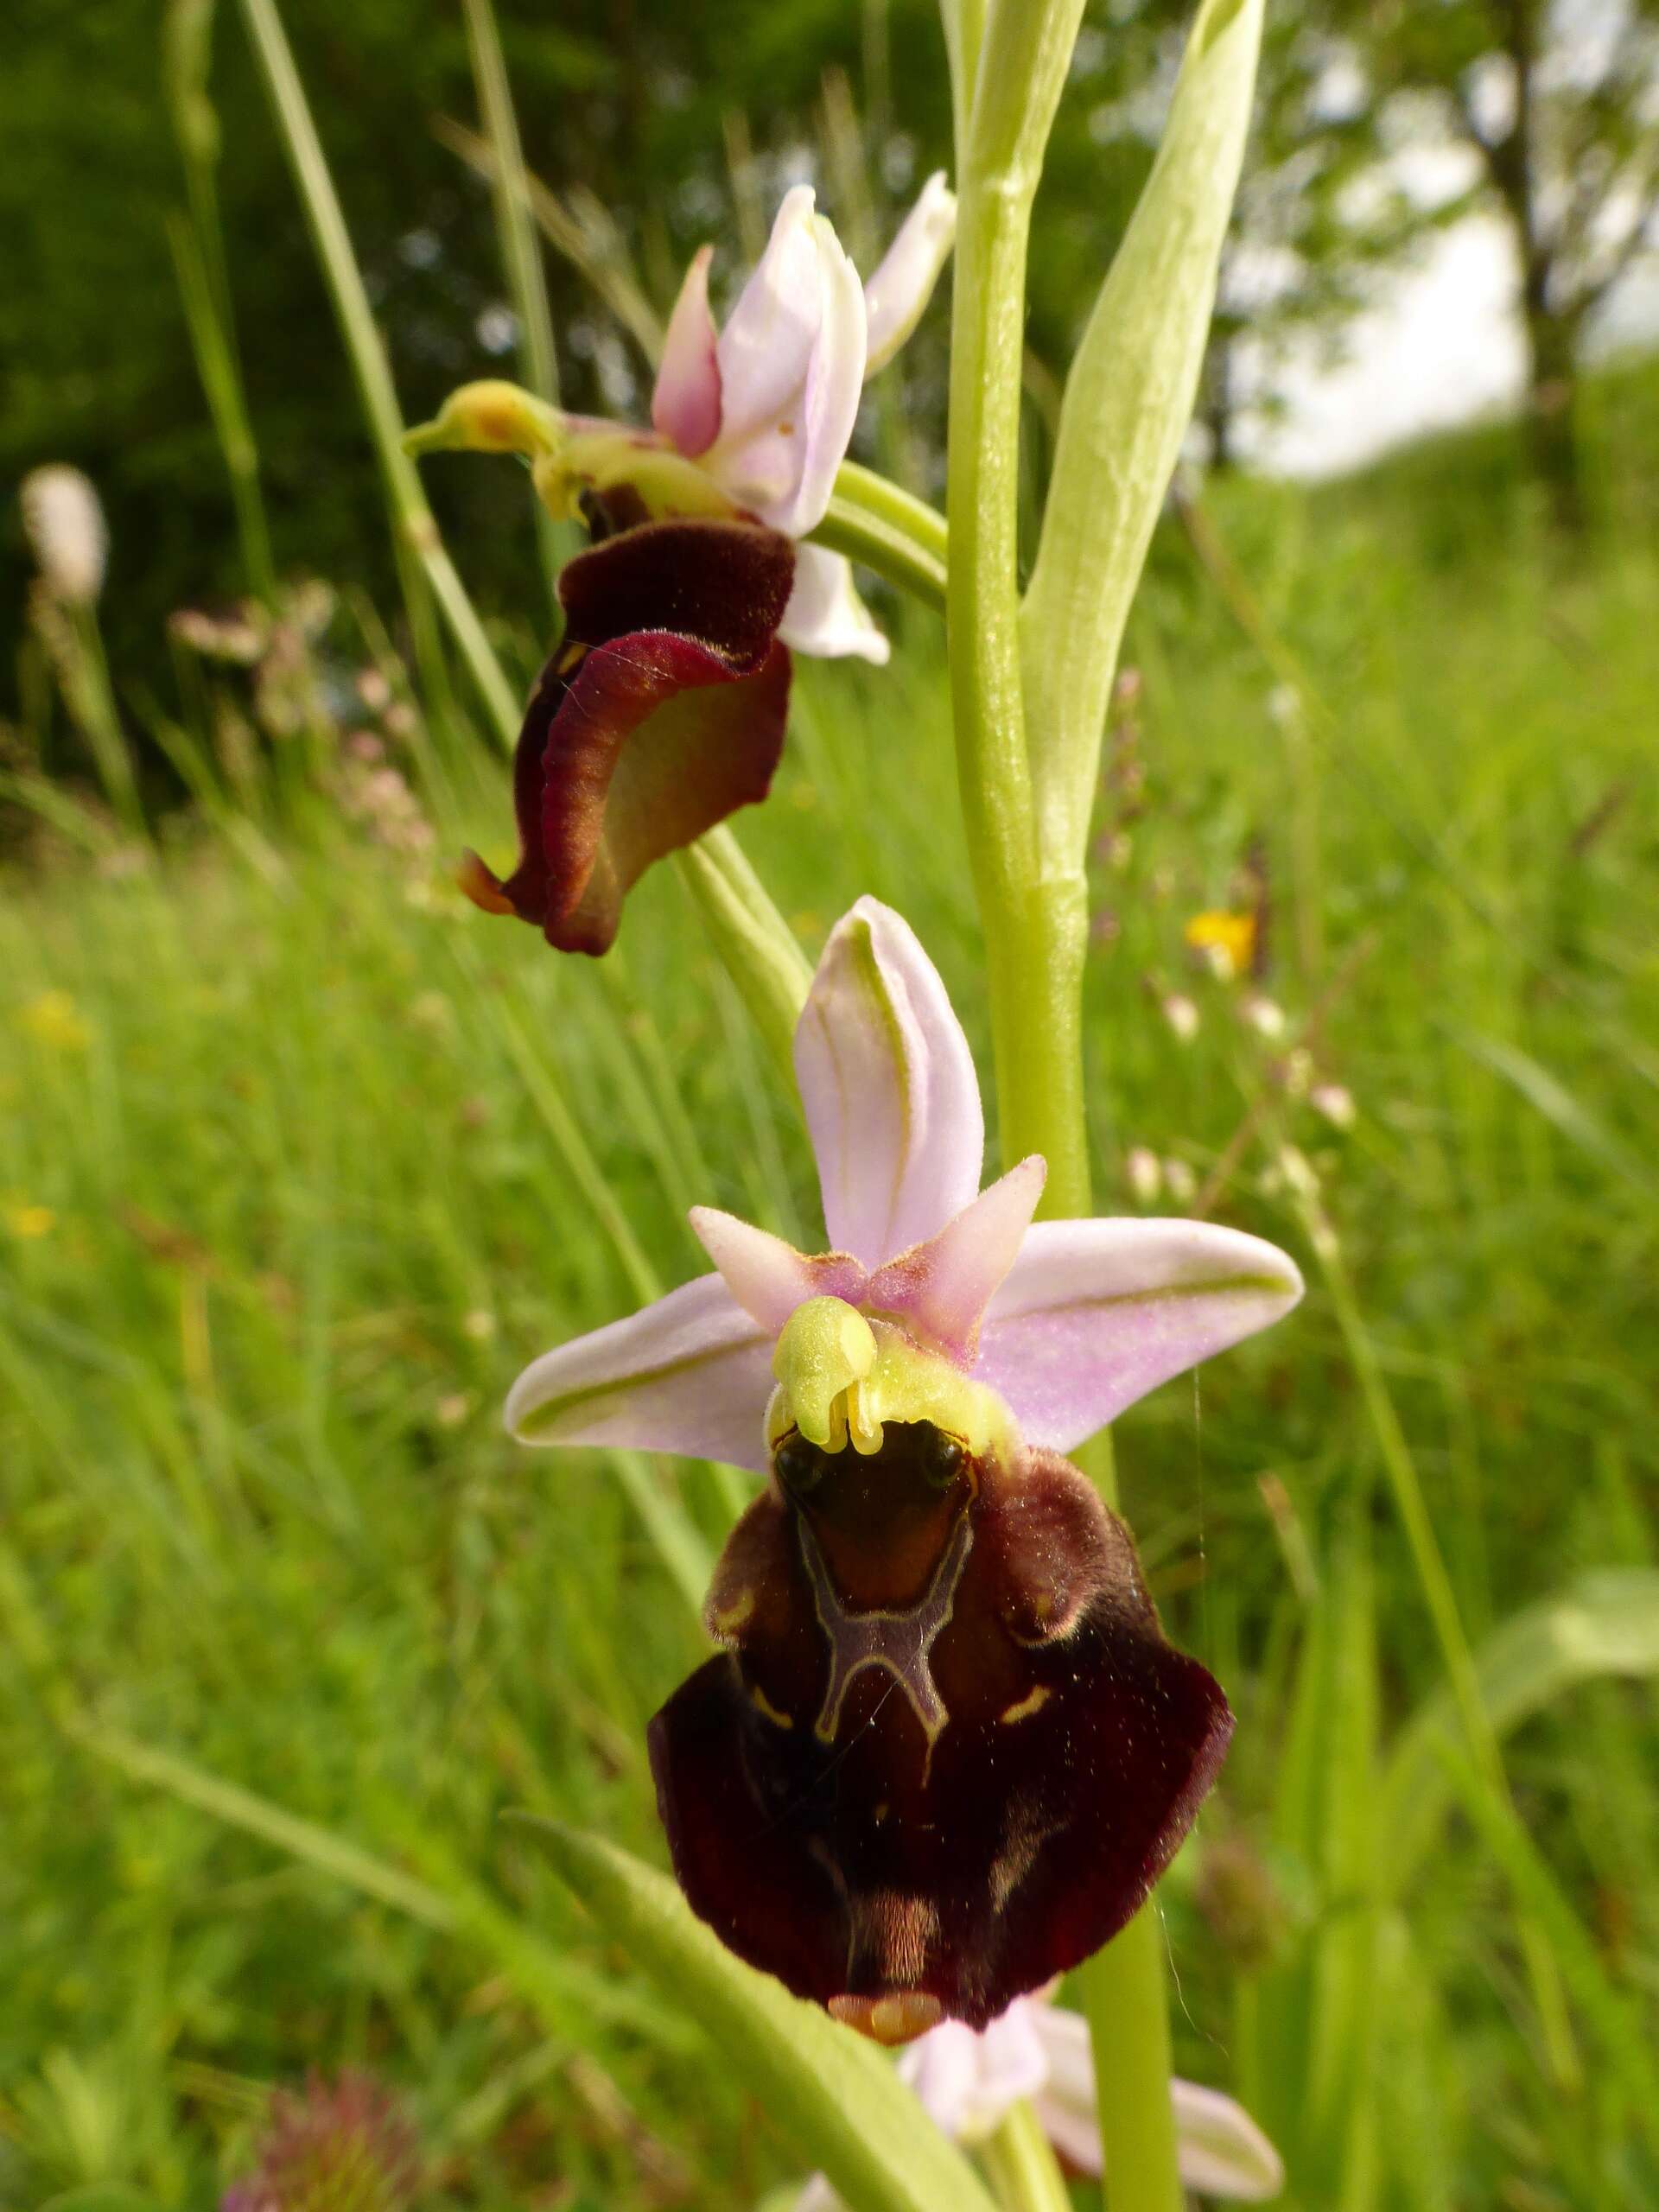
[648,1420,1232,2036]
[459,515,794,955]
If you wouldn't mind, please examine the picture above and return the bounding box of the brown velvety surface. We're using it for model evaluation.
[461,518,795,953]
[649,1429,1231,2029]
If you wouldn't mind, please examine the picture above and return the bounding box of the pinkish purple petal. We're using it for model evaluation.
[652,245,721,456]
[863,172,958,374]
[976,1218,1304,1451]
[505,1274,774,1471]
[689,1207,863,1333]
[709,188,867,535]
[778,544,890,664]
[794,896,985,1268]
[866,1156,1046,1363]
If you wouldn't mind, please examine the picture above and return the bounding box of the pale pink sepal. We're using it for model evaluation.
[504,1273,774,1472]
[1032,2008,1283,2198]
[652,244,721,456]
[710,187,868,536]
[975,1217,1305,1452]
[778,543,890,664]
[863,171,958,374]
[794,896,984,1268]
[689,1206,859,1333]
[868,1157,1046,1362]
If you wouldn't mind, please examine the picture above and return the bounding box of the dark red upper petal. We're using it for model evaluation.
[461,518,795,955]
[649,1438,1232,2031]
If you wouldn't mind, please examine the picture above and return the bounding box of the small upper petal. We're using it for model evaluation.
[778,543,891,664]
[689,1205,863,1334]
[794,897,984,1267]
[863,172,957,375]
[652,245,722,457]
[866,1156,1046,1364]
[976,1217,1304,1451]
[505,1273,774,1471]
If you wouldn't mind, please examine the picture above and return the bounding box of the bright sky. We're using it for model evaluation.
[1240,154,1659,480]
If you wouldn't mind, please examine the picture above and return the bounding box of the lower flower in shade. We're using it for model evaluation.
[504,896,1303,2026]
[794,1992,1285,2205]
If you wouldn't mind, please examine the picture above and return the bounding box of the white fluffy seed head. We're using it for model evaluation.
[21,467,107,605]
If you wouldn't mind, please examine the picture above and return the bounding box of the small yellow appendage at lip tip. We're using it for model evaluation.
[828,1991,944,2046]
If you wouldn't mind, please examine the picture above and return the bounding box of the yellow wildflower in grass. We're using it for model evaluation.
[4,1201,56,1240]
[1184,908,1256,982]
[17,990,92,1052]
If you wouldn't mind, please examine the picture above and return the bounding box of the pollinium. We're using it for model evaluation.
[649,1416,1231,2038]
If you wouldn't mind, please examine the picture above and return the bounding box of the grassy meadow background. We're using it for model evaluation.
[5,4,1659,2207]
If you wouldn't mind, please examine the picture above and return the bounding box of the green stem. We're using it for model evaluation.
[672,828,813,1087]
[810,461,949,613]
[980,2099,1074,2212]
[945,8,1184,2208]
[460,0,563,613]
[236,0,521,751]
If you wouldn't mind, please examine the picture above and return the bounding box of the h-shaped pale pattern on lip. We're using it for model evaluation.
[505,893,1304,1470]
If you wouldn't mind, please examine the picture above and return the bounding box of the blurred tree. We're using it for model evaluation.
[1364,0,1659,524]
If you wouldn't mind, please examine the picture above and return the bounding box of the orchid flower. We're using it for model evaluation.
[795,1993,1284,2207]
[408,183,955,955]
[650,173,957,664]
[507,897,1302,2029]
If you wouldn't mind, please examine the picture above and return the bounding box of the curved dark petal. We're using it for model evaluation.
[461,518,795,955]
[648,1440,1230,2031]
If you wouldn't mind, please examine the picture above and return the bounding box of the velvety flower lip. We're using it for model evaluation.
[458,516,793,956]
[505,893,1302,1459]
[795,1993,1284,2205]
[649,1435,1234,2028]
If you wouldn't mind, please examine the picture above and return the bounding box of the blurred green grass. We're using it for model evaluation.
[3,371,1657,2209]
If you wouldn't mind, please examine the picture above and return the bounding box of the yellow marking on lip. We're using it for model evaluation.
[556,642,588,677]
[748,1683,793,1729]
[999,1684,1052,1725]
[710,1586,755,1637]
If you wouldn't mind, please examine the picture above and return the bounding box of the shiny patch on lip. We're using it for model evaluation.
[828,1991,944,2045]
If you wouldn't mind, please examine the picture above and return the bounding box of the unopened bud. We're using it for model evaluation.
[1311,1082,1356,1129]
[1162,1156,1197,1205]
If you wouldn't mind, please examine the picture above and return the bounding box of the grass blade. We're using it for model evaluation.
[509,1817,1002,2212]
